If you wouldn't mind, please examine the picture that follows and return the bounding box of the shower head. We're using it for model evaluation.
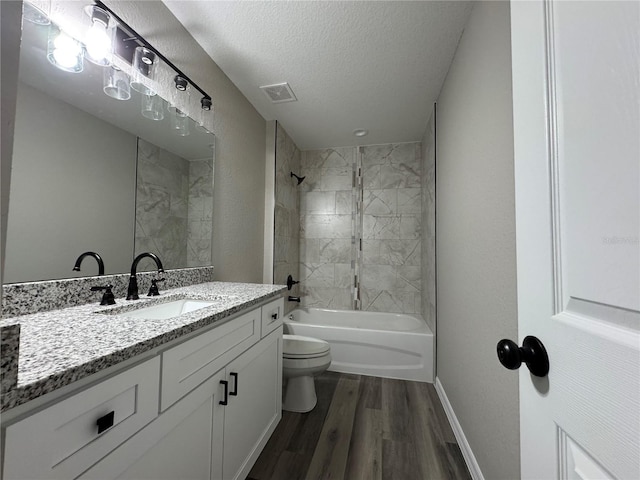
[290,172,305,185]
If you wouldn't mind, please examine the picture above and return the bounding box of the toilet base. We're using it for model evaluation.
[283,375,317,413]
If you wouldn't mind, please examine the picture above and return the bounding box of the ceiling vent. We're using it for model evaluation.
[260,83,297,103]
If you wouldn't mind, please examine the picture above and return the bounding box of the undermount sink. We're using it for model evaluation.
[119,299,216,320]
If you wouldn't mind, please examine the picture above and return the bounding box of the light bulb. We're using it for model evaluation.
[85,21,111,64]
[83,6,114,66]
[47,27,83,73]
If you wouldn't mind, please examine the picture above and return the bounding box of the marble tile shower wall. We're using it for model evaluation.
[359,143,422,314]
[135,139,213,269]
[299,148,356,310]
[273,123,301,313]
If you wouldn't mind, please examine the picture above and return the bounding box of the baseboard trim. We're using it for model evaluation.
[434,377,485,480]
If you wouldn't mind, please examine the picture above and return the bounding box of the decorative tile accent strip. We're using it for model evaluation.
[1,266,215,318]
[1,324,20,394]
[0,281,285,411]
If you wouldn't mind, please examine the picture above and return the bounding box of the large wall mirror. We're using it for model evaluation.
[4,4,215,283]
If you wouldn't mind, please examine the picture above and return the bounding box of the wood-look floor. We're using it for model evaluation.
[248,372,471,480]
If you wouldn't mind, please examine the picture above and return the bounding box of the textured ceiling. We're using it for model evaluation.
[162,1,472,150]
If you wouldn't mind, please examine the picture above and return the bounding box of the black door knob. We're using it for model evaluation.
[496,335,549,377]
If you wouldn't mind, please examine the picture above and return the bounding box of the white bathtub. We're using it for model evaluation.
[285,308,433,383]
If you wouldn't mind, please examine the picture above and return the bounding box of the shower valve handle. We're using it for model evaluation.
[287,275,299,290]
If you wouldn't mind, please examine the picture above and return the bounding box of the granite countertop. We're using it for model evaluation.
[0,282,286,412]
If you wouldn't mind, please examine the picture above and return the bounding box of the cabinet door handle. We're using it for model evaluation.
[271,312,278,320]
[96,411,115,434]
[219,380,228,405]
[230,372,238,396]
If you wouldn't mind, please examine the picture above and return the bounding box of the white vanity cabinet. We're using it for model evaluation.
[1,296,284,480]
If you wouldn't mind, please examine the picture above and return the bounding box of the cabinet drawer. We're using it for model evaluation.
[161,308,260,410]
[3,357,160,480]
[260,297,284,338]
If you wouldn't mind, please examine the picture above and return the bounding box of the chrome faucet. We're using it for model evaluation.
[127,252,164,300]
[72,251,105,276]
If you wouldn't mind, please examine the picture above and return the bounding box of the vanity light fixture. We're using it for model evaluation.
[83,5,115,66]
[96,0,214,127]
[130,46,158,95]
[36,0,214,129]
[353,129,369,137]
[47,24,84,73]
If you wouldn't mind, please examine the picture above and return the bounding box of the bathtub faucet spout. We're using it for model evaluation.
[288,296,301,302]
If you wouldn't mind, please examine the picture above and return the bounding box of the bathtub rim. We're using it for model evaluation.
[286,307,432,335]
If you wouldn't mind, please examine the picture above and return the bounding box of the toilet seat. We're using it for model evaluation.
[283,334,330,359]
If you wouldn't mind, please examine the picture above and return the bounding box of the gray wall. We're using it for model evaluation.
[435,2,519,479]
[5,82,137,283]
[101,1,267,283]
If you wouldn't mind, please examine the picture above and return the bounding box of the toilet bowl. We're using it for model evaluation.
[282,334,331,413]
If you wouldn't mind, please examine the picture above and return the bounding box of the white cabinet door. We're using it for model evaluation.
[221,328,283,480]
[511,1,639,478]
[80,371,225,480]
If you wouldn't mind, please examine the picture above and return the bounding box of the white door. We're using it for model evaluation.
[510,1,639,479]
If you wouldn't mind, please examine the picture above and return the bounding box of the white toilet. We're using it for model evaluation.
[282,334,332,413]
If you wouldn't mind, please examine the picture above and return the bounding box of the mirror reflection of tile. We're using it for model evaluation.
[135,138,213,271]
